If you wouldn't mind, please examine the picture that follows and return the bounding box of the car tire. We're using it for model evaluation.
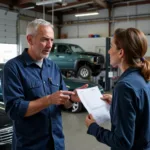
[71,102,83,113]
[77,65,92,79]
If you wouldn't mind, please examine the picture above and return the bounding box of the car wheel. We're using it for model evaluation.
[77,65,91,79]
[71,102,83,113]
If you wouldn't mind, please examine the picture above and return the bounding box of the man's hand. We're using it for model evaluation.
[101,94,112,105]
[71,84,88,102]
[85,114,96,127]
[49,90,75,105]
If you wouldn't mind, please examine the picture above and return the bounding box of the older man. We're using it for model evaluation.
[2,19,87,150]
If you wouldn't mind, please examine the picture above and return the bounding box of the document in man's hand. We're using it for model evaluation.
[76,86,110,125]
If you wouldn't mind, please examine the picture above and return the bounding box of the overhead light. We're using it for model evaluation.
[22,6,35,10]
[36,0,62,6]
[75,12,99,17]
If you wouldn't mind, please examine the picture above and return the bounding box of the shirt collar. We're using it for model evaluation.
[21,48,51,67]
[118,67,139,83]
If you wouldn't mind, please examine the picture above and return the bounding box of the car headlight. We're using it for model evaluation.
[90,57,97,64]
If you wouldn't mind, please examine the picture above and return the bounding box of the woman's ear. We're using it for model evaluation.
[119,48,124,58]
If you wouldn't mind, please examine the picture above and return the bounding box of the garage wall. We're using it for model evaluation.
[19,9,58,36]
[62,23,108,38]
[62,4,150,38]
[19,35,28,53]
[0,9,17,44]
[62,9,109,38]
[112,4,150,34]
[0,9,18,63]
[146,36,150,56]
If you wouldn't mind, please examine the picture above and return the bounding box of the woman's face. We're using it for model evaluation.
[108,38,122,67]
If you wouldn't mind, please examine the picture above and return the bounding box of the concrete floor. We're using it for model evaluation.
[3,111,111,150]
[62,111,111,150]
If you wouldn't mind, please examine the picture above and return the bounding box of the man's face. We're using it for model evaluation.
[27,25,54,60]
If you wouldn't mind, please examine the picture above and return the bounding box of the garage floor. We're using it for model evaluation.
[62,111,110,150]
[3,111,110,150]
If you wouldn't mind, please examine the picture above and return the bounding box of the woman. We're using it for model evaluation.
[85,28,150,150]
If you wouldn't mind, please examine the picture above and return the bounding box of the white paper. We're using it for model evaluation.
[77,86,110,125]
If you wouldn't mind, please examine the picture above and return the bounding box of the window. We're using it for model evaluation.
[70,45,84,52]
[57,45,69,53]
[0,44,17,63]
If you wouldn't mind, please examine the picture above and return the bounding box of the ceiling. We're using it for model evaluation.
[0,0,150,16]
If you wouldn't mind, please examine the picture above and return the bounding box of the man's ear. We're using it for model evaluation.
[27,35,33,45]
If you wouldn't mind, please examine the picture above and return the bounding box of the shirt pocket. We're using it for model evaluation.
[48,78,60,93]
[27,80,44,99]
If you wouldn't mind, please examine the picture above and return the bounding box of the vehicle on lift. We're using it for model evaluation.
[49,43,105,79]
[0,80,13,149]
[63,75,104,113]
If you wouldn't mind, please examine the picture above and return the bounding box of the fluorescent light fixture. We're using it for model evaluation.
[36,0,62,6]
[22,6,35,10]
[75,12,99,17]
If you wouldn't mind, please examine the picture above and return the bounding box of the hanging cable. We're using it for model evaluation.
[43,0,45,19]
[52,3,54,25]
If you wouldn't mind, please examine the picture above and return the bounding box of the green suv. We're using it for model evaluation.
[49,43,105,79]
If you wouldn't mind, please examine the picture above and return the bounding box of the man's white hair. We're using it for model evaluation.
[26,18,53,36]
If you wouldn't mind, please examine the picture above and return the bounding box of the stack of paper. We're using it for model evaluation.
[76,86,110,125]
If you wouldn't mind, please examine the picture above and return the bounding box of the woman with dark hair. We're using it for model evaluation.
[85,28,150,150]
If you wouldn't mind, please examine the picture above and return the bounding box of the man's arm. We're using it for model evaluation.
[2,63,74,119]
[25,90,74,117]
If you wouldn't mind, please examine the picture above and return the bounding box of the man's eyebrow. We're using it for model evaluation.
[41,37,54,40]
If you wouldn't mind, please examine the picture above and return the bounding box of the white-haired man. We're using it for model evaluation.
[2,19,87,150]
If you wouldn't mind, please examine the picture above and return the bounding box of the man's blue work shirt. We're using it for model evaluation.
[87,68,150,150]
[2,49,67,150]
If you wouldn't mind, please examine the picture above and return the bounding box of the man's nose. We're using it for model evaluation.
[47,40,52,48]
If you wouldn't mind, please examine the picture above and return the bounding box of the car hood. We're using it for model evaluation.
[63,78,103,93]
[76,52,102,56]
[0,102,12,129]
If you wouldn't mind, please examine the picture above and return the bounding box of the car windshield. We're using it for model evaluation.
[69,45,84,53]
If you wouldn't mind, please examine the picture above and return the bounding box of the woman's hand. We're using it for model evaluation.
[101,94,112,105]
[85,114,96,127]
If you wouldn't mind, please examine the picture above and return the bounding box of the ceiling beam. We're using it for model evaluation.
[17,0,35,5]
[47,0,94,12]
[0,0,13,5]
[93,0,108,8]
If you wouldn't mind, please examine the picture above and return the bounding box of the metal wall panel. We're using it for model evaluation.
[0,9,17,44]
